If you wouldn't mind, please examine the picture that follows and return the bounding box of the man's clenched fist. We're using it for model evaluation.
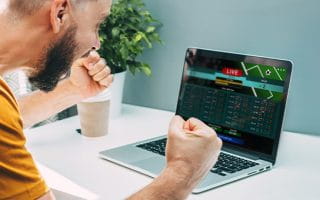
[166,116,222,187]
[68,51,113,99]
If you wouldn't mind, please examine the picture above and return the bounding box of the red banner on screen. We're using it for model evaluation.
[222,67,243,77]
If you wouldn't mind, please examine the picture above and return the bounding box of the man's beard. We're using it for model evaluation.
[28,26,78,92]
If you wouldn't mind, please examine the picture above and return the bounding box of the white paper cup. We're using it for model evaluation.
[77,89,111,137]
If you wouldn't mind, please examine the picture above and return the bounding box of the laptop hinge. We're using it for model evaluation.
[222,147,260,160]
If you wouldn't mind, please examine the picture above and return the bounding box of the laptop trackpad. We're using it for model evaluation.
[132,157,166,176]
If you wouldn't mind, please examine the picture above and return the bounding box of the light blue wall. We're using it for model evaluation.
[123,0,320,135]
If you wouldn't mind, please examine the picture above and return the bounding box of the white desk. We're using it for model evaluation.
[25,104,320,200]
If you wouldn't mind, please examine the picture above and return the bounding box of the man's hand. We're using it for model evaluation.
[67,51,114,100]
[18,51,114,128]
[128,116,222,200]
[166,116,222,188]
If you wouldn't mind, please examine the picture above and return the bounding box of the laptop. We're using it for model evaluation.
[99,48,292,193]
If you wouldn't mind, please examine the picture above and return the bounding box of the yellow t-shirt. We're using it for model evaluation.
[0,77,49,200]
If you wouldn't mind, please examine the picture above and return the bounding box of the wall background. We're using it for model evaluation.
[123,0,320,135]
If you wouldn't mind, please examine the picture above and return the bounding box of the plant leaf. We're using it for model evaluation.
[140,67,152,76]
[133,33,143,43]
[140,63,152,76]
[111,28,120,37]
[146,26,156,33]
[98,0,163,76]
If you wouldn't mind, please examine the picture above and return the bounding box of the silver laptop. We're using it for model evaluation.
[99,48,293,193]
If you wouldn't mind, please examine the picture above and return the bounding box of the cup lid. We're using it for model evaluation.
[82,88,111,103]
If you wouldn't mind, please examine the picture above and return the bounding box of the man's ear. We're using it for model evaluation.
[50,0,71,34]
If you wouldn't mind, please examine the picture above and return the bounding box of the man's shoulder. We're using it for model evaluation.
[0,78,49,200]
[0,76,20,108]
[0,76,23,132]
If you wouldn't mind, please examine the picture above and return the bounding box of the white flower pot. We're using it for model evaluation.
[81,70,126,119]
[109,71,127,118]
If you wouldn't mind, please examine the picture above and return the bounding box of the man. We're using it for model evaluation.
[0,0,222,199]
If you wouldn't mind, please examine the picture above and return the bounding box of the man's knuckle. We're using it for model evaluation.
[94,74,102,81]
[96,62,103,69]
[210,128,217,136]
[100,58,106,64]
[106,67,111,74]
[93,76,99,81]
[101,69,108,77]
[89,70,95,76]
[102,79,109,86]
[216,138,223,148]
[206,133,215,141]
[99,79,106,85]
[99,59,106,66]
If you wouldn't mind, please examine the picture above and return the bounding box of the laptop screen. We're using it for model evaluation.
[176,48,292,159]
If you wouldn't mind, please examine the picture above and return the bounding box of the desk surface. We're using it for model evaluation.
[25,104,320,200]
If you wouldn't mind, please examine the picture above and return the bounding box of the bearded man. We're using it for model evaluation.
[0,1,222,199]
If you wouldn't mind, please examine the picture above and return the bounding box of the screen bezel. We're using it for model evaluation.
[175,48,293,164]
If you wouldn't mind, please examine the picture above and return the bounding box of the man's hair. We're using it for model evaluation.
[9,0,48,16]
[9,0,92,17]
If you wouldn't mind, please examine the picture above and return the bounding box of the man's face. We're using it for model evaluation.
[29,0,111,92]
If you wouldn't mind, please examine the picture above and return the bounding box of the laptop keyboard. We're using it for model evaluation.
[136,138,259,176]
[210,152,259,176]
[137,138,167,156]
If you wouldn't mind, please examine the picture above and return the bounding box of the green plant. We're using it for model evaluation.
[98,0,162,76]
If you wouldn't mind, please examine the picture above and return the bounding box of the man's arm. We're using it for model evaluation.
[18,51,113,128]
[129,163,194,200]
[128,116,222,200]
[18,79,82,128]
